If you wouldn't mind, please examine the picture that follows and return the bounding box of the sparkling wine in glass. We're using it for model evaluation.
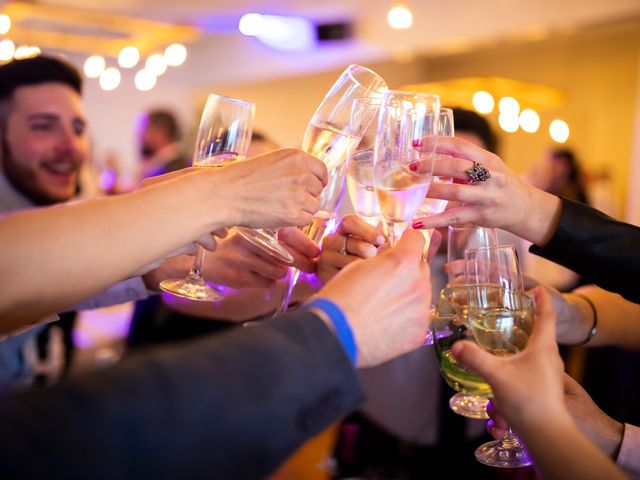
[274,65,388,316]
[432,286,494,407]
[346,97,384,226]
[374,91,439,246]
[445,225,499,418]
[159,94,254,301]
[465,285,535,468]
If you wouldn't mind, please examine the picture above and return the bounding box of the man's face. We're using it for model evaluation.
[1,82,89,205]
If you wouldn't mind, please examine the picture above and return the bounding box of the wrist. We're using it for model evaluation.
[195,168,237,231]
[560,293,597,345]
[306,298,357,366]
[524,190,562,247]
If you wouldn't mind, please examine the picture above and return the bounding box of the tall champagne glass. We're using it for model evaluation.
[274,65,387,316]
[346,97,383,226]
[445,225,498,418]
[159,94,254,301]
[465,285,535,468]
[374,91,440,246]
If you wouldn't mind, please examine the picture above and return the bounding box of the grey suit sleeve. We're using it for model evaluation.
[0,310,364,480]
[67,276,150,311]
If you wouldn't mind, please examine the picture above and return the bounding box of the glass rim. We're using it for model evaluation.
[383,89,440,102]
[205,93,255,108]
[346,64,388,90]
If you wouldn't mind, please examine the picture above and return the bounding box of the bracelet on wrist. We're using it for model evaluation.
[306,298,357,365]
[571,292,598,346]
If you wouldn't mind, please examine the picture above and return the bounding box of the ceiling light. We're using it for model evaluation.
[498,111,519,133]
[99,67,121,91]
[498,96,520,115]
[0,39,15,61]
[164,43,187,66]
[118,46,140,68]
[135,69,157,91]
[519,109,540,133]
[0,14,10,35]
[472,91,494,114]
[252,15,316,52]
[549,119,569,143]
[387,4,413,30]
[146,54,167,76]
[14,45,39,60]
[84,55,105,78]
[239,13,266,36]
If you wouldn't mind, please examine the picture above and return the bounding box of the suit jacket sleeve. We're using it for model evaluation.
[529,197,640,303]
[0,310,364,480]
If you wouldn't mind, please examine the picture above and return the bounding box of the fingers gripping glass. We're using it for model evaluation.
[159,94,254,301]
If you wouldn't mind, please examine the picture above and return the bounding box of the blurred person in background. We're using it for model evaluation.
[138,109,189,179]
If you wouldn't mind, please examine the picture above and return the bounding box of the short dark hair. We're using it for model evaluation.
[451,107,498,153]
[147,110,181,141]
[0,55,82,102]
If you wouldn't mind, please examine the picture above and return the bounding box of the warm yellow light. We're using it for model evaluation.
[498,111,519,133]
[14,45,40,60]
[164,43,187,67]
[519,109,540,133]
[549,119,570,143]
[146,54,167,76]
[0,39,15,61]
[0,14,10,35]
[472,91,494,114]
[84,55,105,78]
[99,67,121,91]
[118,46,140,68]
[387,4,413,29]
[498,96,520,115]
[135,69,157,91]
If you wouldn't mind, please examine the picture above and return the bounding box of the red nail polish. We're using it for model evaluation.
[412,139,423,147]
[412,221,423,229]
[409,162,418,172]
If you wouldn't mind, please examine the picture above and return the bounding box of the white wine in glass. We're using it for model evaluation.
[159,94,254,302]
[374,90,440,246]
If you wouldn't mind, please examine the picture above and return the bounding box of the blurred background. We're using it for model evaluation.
[2,0,639,221]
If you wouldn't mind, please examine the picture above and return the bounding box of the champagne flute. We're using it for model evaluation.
[346,97,383,226]
[445,225,498,418]
[159,94,254,301]
[274,65,387,316]
[373,91,440,246]
[465,285,535,468]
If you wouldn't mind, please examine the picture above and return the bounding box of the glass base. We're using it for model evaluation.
[449,393,490,419]
[475,436,532,468]
[159,278,223,302]
[236,228,294,264]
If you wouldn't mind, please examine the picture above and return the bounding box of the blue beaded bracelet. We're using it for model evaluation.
[307,298,357,365]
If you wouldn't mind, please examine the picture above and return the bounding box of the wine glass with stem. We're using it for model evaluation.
[464,280,534,469]
[159,93,254,301]
[273,65,388,316]
[444,225,498,419]
[373,90,440,246]
[346,97,384,227]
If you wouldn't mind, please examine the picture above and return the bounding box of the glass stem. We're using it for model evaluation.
[499,427,523,450]
[187,245,207,283]
[272,268,302,318]
[385,221,407,247]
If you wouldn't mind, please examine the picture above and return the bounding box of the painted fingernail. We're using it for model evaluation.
[412,139,423,147]
[412,221,423,229]
[409,162,419,172]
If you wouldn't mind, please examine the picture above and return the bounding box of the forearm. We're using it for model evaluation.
[561,286,640,349]
[511,189,562,247]
[0,170,228,331]
[517,414,627,480]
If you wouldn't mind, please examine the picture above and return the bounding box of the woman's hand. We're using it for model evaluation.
[411,137,562,247]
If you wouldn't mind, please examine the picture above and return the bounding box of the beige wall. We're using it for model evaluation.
[215,20,640,218]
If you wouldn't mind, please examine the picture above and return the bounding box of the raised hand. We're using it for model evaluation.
[314,229,431,368]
